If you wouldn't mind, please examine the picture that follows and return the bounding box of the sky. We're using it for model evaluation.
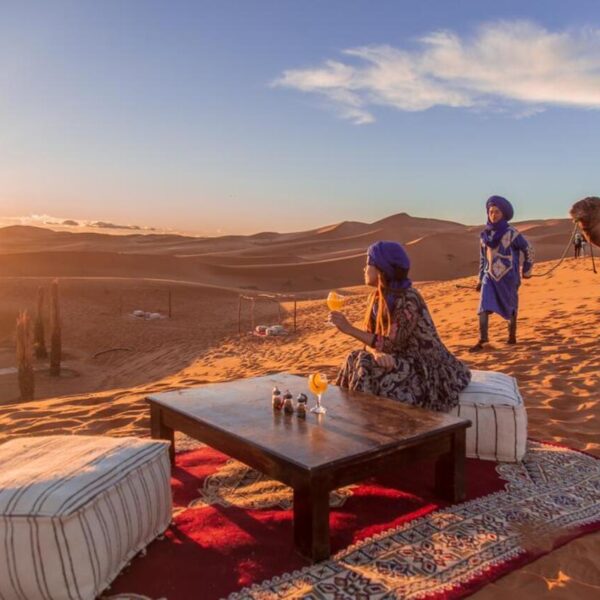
[1,0,600,235]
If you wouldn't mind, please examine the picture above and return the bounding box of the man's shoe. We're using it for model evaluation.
[507,336,517,345]
[469,340,488,353]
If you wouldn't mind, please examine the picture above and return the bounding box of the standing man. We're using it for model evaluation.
[470,196,534,352]
[573,232,584,258]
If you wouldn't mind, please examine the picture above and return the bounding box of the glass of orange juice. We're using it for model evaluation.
[326,291,345,326]
[308,372,328,414]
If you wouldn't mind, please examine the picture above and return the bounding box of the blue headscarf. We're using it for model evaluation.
[481,195,514,249]
[367,241,412,312]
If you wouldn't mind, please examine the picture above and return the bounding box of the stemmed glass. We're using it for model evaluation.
[326,291,345,326]
[308,373,328,414]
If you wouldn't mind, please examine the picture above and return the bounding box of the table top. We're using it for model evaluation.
[147,373,470,471]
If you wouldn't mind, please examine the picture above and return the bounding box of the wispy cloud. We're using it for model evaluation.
[0,214,229,237]
[90,221,145,231]
[273,21,600,123]
[0,214,157,232]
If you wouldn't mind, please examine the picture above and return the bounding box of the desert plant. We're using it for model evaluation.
[33,286,48,359]
[49,279,62,376]
[16,311,34,401]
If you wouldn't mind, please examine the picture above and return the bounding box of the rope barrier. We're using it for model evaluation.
[530,222,579,278]
[238,293,298,334]
[590,238,597,274]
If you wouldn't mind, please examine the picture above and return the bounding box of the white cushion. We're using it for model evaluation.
[0,435,172,600]
[451,370,527,463]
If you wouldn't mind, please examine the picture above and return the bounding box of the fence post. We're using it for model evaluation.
[49,279,62,377]
[294,299,297,332]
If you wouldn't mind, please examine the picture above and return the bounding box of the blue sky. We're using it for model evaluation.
[1,1,600,234]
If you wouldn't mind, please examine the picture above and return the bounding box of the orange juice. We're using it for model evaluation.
[327,291,344,312]
[308,373,328,395]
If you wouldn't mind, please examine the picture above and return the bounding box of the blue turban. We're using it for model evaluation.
[367,241,412,312]
[482,195,513,249]
[486,195,514,221]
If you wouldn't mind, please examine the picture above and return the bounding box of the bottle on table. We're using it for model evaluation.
[272,386,283,410]
[283,390,294,414]
[296,393,308,418]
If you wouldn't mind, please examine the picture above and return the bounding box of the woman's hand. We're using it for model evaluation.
[328,311,352,334]
[372,351,395,370]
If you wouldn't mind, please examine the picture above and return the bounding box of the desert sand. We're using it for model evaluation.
[0,216,598,598]
[0,213,576,289]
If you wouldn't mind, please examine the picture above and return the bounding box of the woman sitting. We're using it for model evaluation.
[330,241,471,412]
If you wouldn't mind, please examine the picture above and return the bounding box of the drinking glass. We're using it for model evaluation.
[326,291,345,326]
[308,373,328,414]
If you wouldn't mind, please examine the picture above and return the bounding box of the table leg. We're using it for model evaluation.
[435,429,466,503]
[150,404,175,466]
[293,480,330,562]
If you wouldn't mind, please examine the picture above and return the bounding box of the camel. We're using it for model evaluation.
[570,196,600,248]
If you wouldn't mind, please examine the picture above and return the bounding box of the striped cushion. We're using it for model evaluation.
[0,435,172,600]
[451,370,527,463]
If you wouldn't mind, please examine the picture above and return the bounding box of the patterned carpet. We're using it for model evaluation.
[107,441,600,600]
[228,442,600,599]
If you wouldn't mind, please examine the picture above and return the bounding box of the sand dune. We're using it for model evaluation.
[0,215,598,598]
[515,219,573,233]
[0,214,581,291]
[236,227,383,255]
[406,231,481,280]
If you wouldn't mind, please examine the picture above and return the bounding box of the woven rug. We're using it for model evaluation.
[106,441,600,600]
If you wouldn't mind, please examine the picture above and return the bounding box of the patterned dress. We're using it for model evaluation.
[479,225,534,320]
[336,287,471,412]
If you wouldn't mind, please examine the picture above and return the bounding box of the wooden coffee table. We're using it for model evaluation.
[147,373,471,562]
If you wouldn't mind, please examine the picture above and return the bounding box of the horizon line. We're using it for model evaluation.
[0,212,574,239]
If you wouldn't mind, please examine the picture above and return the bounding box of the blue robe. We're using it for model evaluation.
[478,226,534,320]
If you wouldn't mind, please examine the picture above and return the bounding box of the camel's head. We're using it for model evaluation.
[570,196,600,248]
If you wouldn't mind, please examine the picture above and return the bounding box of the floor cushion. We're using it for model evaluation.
[451,370,527,462]
[0,435,171,600]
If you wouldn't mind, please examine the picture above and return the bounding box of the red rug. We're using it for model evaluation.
[106,441,600,600]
